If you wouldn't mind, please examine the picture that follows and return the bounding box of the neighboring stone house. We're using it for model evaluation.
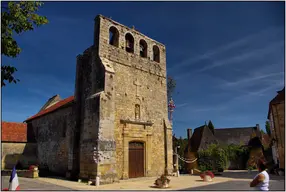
[1,122,37,170]
[24,15,173,184]
[184,125,218,173]
[184,124,264,172]
[268,87,285,169]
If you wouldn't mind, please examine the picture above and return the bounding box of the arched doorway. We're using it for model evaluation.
[129,141,144,178]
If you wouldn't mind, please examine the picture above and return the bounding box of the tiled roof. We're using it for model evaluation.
[215,127,256,146]
[2,122,27,142]
[186,125,218,152]
[25,96,74,122]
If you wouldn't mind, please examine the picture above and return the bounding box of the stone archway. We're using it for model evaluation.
[128,141,144,178]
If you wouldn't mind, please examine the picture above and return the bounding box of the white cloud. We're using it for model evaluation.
[222,72,284,88]
[169,26,282,71]
[197,41,284,72]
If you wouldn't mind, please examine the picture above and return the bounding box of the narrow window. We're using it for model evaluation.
[135,104,140,120]
[153,45,160,63]
[139,39,147,58]
[125,33,134,53]
[109,26,119,47]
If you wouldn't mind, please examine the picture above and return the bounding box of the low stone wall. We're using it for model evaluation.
[1,142,37,169]
[2,169,39,178]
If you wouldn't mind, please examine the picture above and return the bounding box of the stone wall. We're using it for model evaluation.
[95,15,173,180]
[272,102,285,169]
[1,143,37,169]
[27,105,75,176]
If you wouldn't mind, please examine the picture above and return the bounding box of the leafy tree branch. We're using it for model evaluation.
[1,1,48,87]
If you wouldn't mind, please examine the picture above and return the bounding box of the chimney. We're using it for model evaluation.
[187,129,192,140]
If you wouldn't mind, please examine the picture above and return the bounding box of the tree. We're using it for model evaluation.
[260,129,266,134]
[1,1,48,87]
[265,121,271,136]
[167,76,176,100]
[173,136,188,171]
[208,120,215,134]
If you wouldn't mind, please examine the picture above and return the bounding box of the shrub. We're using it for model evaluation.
[198,144,228,171]
[154,174,170,186]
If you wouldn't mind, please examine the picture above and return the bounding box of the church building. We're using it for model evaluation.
[24,15,173,184]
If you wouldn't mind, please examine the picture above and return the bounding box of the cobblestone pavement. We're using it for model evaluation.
[1,170,285,191]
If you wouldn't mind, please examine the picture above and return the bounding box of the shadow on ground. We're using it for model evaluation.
[179,180,285,191]
[214,171,285,181]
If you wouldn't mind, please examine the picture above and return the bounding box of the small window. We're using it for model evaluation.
[139,39,147,58]
[125,33,134,53]
[109,26,119,47]
[153,45,160,63]
[135,104,140,120]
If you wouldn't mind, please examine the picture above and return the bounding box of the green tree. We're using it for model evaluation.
[167,76,176,100]
[198,144,228,171]
[1,1,48,87]
[265,121,271,136]
[173,136,188,171]
[208,120,215,134]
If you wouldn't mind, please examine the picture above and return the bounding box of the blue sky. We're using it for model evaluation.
[2,2,285,138]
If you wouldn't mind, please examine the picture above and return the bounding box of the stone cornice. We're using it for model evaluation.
[120,119,153,126]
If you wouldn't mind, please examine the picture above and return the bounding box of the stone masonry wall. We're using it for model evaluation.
[95,15,173,179]
[28,105,75,176]
[2,143,37,169]
[272,102,285,169]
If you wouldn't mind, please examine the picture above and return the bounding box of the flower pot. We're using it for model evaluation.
[162,183,169,188]
[204,175,212,182]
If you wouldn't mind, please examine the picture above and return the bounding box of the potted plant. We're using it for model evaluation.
[29,165,38,171]
[200,170,214,182]
[154,174,170,188]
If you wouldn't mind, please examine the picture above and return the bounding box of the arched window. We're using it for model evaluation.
[135,104,140,120]
[139,39,147,58]
[109,26,119,47]
[153,45,160,63]
[125,33,134,53]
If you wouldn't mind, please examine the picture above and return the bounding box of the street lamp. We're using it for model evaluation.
[174,145,180,177]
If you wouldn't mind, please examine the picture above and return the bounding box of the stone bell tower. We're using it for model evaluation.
[74,14,173,184]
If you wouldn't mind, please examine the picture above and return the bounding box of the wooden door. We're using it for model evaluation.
[129,142,144,178]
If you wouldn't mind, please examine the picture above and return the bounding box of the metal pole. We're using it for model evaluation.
[176,146,180,177]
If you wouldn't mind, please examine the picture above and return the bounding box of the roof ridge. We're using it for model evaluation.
[25,95,74,122]
[215,127,255,130]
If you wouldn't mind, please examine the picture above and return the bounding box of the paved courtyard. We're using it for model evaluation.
[1,170,285,191]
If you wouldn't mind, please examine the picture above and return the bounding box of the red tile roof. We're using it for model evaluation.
[25,96,74,122]
[2,122,27,142]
